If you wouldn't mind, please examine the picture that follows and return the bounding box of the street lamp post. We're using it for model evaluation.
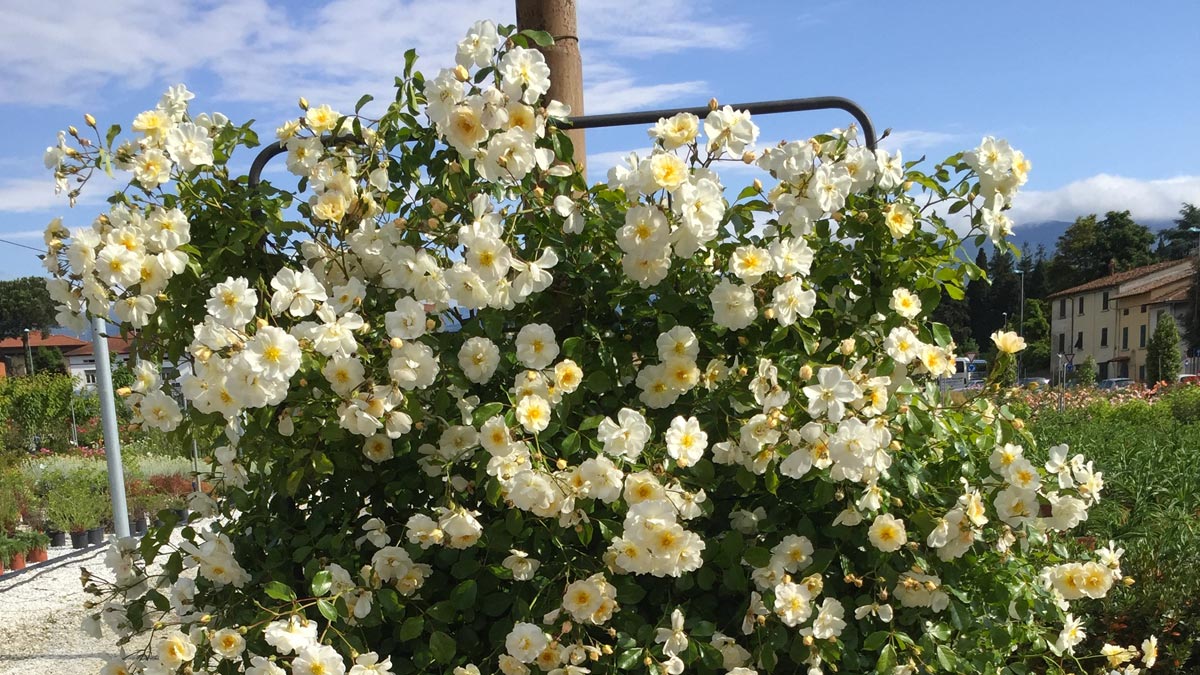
[22,328,34,375]
[1016,270,1026,380]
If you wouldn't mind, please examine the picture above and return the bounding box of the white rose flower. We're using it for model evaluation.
[458,336,500,383]
[709,279,756,330]
[503,550,540,581]
[515,323,559,369]
[665,416,708,467]
[867,514,908,553]
[597,408,652,461]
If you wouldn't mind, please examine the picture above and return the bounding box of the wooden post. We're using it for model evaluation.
[515,0,586,172]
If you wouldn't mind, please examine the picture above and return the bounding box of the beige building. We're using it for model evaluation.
[1047,259,1195,383]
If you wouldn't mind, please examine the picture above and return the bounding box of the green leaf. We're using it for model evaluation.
[473,401,505,425]
[312,452,335,475]
[928,623,951,642]
[579,414,605,431]
[355,94,374,113]
[863,630,890,651]
[399,616,424,641]
[875,644,896,674]
[377,588,404,617]
[311,570,332,597]
[316,598,338,621]
[520,29,554,46]
[450,579,478,610]
[403,48,418,77]
[427,600,457,623]
[931,322,953,347]
[429,631,457,663]
[562,431,581,456]
[936,645,956,670]
[764,469,780,494]
[743,546,772,567]
[563,336,584,359]
[585,370,613,393]
[264,581,296,602]
[617,649,642,670]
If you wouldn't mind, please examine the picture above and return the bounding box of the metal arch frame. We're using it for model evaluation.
[247,95,877,190]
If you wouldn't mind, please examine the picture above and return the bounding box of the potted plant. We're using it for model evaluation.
[0,535,22,572]
[7,536,27,571]
[23,531,50,563]
[46,473,94,548]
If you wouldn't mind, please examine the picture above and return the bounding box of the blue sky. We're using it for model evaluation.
[2,0,1199,279]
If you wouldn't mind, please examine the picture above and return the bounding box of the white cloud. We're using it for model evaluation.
[583,79,708,115]
[0,177,74,213]
[0,229,46,241]
[0,170,116,216]
[1009,174,1200,225]
[0,0,742,116]
[879,129,968,154]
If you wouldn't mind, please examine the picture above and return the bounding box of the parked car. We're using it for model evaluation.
[1097,378,1135,390]
[1018,377,1050,389]
[1178,374,1200,385]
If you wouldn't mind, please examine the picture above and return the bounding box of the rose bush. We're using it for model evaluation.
[44,21,1153,675]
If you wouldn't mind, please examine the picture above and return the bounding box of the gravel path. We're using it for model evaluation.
[0,542,121,674]
[0,525,197,675]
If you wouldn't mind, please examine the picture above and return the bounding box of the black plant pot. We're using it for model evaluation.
[49,530,67,547]
[70,530,89,549]
[135,516,148,534]
[172,508,190,525]
[87,527,104,545]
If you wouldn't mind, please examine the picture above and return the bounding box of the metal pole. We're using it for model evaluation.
[1018,270,1025,379]
[516,0,586,170]
[23,328,34,375]
[91,316,130,539]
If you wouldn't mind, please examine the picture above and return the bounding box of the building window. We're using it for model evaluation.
[1101,327,1108,347]
[1078,297,1085,315]
[1076,332,1083,349]
[1058,333,1066,353]
[1122,327,1129,350]
[1123,308,1129,316]
[85,369,97,384]
[1102,291,1110,310]
[1140,324,1147,347]
[1139,365,1146,381]
[1059,299,1066,319]
[1141,304,1147,313]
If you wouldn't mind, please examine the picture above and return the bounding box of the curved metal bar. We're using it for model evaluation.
[563,96,877,151]
[247,95,877,192]
[248,141,287,191]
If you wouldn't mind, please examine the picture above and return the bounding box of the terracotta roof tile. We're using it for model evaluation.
[1112,268,1194,299]
[0,333,88,350]
[61,336,135,357]
[1047,259,1192,299]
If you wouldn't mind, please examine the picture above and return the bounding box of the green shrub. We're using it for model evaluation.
[1031,399,1200,671]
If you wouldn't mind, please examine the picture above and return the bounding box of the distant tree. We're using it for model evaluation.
[0,277,57,341]
[1048,214,1099,291]
[33,346,66,374]
[1026,244,1049,300]
[1155,202,1200,259]
[1146,314,1182,385]
[1096,210,1156,270]
[931,288,971,348]
[981,247,1020,339]
[1021,299,1051,375]
[1047,211,1156,291]
[1073,355,1098,386]
[966,248,992,346]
